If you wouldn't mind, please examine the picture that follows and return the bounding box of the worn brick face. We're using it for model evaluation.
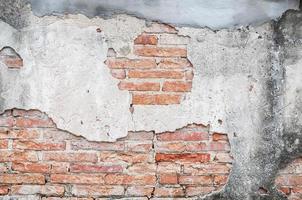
[105,23,194,105]
[0,109,232,199]
[276,158,302,200]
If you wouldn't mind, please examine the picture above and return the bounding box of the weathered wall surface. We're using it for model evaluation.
[0,1,302,200]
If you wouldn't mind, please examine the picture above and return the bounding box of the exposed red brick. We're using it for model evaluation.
[186,186,215,197]
[70,164,123,173]
[0,139,8,149]
[71,185,124,197]
[0,186,9,195]
[207,142,230,151]
[12,162,50,173]
[99,152,151,163]
[179,175,212,185]
[126,163,156,174]
[14,117,54,128]
[184,163,231,175]
[0,174,45,184]
[51,174,105,184]
[154,187,184,197]
[2,57,23,68]
[110,69,126,79]
[162,81,192,92]
[155,153,210,163]
[106,58,156,69]
[214,153,233,163]
[126,186,154,197]
[159,173,178,184]
[0,129,41,139]
[50,162,70,173]
[132,93,182,105]
[214,175,228,185]
[125,141,153,152]
[13,140,65,150]
[157,131,208,141]
[43,152,98,163]
[0,151,38,162]
[118,81,160,91]
[276,175,302,186]
[11,185,64,196]
[134,34,158,45]
[71,140,124,151]
[105,174,156,185]
[134,46,187,57]
[156,142,186,152]
[212,132,228,141]
[128,70,184,79]
[158,58,192,69]
[185,70,194,80]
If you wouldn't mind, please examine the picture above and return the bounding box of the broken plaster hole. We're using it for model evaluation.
[0,46,23,69]
[105,22,194,106]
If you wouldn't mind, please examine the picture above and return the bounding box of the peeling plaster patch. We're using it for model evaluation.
[0,14,147,141]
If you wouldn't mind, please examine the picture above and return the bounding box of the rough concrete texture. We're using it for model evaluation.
[0,1,302,199]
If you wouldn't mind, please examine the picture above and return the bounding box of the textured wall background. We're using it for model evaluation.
[0,1,302,200]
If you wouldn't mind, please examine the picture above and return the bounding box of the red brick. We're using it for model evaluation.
[157,131,208,141]
[0,151,38,162]
[118,81,160,91]
[2,56,23,68]
[51,174,105,184]
[214,175,228,185]
[159,173,178,184]
[157,162,181,173]
[0,129,41,139]
[105,174,156,185]
[184,163,231,175]
[158,58,192,69]
[155,153,210,163]
[126,141,153,152]
[0,139,8,149]
[50,162,70,173]
[13,140,65,150]
[14,117,54,128]
[207,142,230,151]
[126,186,154,197]
[185,70,194,80]
[99,152,151,163]
[162,81,192,92]
[144,23,178,33]
[156,142,186,152]
[278,186,291,195]
[0,116,14,127]
[212,132,228,141]
[292,187,302,194]
[71,185,124,197]
[276,175,302,186]
[0,186,9,195]
[122,131,154,141]
[179,175,212,185]
[11,185,64,196]
[128,70,184,79]
[126,163,156,174]
[106,58,156,69]
[71,140,124,151]
[154,187,184,197]
[186,186,215,196]
[214,153,233,163]
[134,34,158,45]
[0,163,9,172]
[43,152,98,163]
[110,69,126,79]
[0,174,45,184]
[42,198,93,200]
[70,164,123,173]
[12,162,50,173]
[134,46,187,57]
[185,142,207,152]
[132,94,182,105]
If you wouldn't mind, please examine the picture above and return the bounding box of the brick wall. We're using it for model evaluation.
[106,23,193,105]
[0,47,23,69]
[0,109,232,199]
[276,158,302,200]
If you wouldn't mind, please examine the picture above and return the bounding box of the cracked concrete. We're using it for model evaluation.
[0,0,302,199]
